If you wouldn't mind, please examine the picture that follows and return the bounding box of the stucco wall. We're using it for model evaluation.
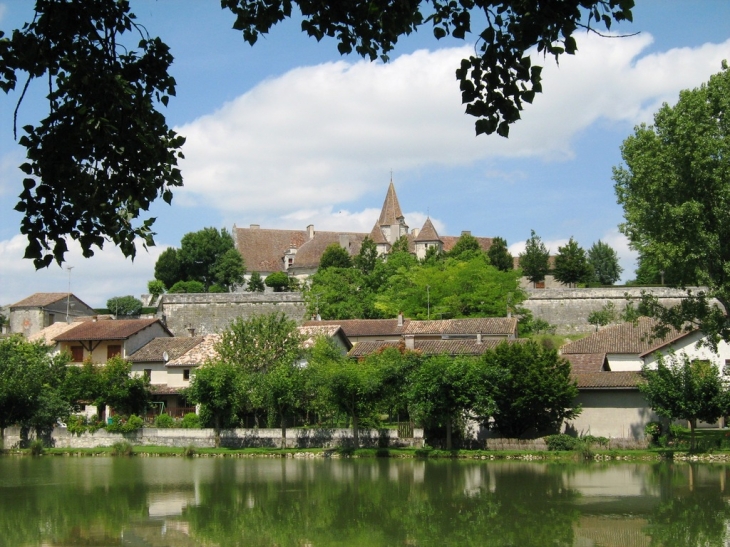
[157,293,307,336]
[9,296,94,337]
[523,287,704,335]
[564,389,658,440]
[644,330,730,371]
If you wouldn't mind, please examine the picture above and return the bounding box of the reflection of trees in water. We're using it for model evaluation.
[183,460,580,546]
[645,464,730,547]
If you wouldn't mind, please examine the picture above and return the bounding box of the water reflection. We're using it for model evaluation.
[0,457,729,546]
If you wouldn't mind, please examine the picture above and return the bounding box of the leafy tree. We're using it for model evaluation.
[614,63,730,344]
[177,227,237,290]
[147,280,165,299]
[487,236,513,272]
[640,355,726,449]
[262,360,307,448]
[265,271,290,292]
[217,313,302,373]
[587,301,617,331]
[319,243,353,270]
[306,267,380,319]
[587,240,623,285]
[422,244,444,265]
[1,1,634,266]
[482,341,580,437]
[99,357,151,417]
[246,271,265,292]
[390,235,411,254]
[168,280,205,294]
[448,233,483,261]
[407,355,476,449]
[106,295,143,317]
[354,236,379,274]
[212,248,246,291]
[553,237,592,287]
[154,248,181,290]
[61,361,103,414]
[0,313,6,330]
[519,230,550,287]
[186,360,240,447]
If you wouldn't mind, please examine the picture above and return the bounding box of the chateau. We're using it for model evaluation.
[232,182,494,278]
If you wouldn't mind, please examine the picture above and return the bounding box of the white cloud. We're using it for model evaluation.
[509,238,570,256]
[175,33,730,230]
[599,229,638,283]
[0,235,164,307]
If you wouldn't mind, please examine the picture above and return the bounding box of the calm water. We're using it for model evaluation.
[0,456,729,546]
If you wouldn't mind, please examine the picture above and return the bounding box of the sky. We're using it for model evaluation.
[1,1,730,308]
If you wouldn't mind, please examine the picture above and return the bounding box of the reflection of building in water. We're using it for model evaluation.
[574,516,650,547]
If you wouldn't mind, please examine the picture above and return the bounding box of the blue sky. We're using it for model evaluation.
[2,1,730,307]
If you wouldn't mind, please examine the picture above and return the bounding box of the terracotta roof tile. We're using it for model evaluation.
[404,318,517,336]
[573,371,642,389]
[235,227,308,273]
[11,292,70,308]
[348,338,524,357]
[414,218,441,242]
[562,353,606,373]
[377,182,404,225]
[54,319,168,341]
[167,334,221,367]
[128,336,206,363]
[562,319,684,355]
[441,236,493,253]
[369,223,388,245]
[292,232,366,269]
[149,385,184,395]
[297,325,352,350]
[302,319,410,337]
[28,322,80,345]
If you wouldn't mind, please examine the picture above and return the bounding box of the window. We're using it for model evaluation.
[107,345,122,359]
[183,369,190,381]
[144,369,151,380]
[71,346,83,362]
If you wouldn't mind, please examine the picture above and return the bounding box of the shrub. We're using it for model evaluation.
[124,415,144,432]
[30,439,45,456]
[105,415,124,433]
[545,434,579,451]
[154,413,175,428]
[106,414,144,433]
[645,421,662,445]
[181,413,201,429]
[66,415,88,435]
[183,445,196,457]
[111,441,134,456]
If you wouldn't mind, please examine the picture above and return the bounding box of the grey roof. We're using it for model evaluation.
[561,318,685,355]
[128,337,207,363]
[403,318,517,336]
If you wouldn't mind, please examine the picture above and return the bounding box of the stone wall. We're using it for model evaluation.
[3,426,423,449]
[157,292,308,336]
[522,287,704,335]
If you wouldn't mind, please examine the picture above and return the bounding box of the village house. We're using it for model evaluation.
[8,292,96,337]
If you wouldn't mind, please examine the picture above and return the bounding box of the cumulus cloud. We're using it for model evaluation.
[0,235,164,307]
[175,32,730,226]
[509,238,570,257]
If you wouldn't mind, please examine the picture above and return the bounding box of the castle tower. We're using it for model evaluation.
[376,181,408,245]
[414,217,443,260]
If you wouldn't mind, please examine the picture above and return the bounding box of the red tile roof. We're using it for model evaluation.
[573,372,643,389]
[561,319,685,355]
[562,353,606,373]
[404,318,517,336]
[11,292,70,307]
[291,232,366,269]
[234,227,308,273]
[440,236,493,253]
[167,334,221,367]
[414,217,441,242]
[54,319,169,341]
[302,319,410,337]
[128,336,207,363]
[348,338,524,357]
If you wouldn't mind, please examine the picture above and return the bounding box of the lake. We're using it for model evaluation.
[0,456,728,546]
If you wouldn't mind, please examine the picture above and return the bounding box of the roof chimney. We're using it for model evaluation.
[412,228,420,238]
[250,224,260,229]
[461,230,471,236]
[405,335,415,350]
[477,332,482,344]
[307,224,315,240]
[397,312,404,327]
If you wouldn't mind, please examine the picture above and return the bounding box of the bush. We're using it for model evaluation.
[181,413,201,429]
[106,414,144,433]
[67,415,88,435]
[111,441,134,456]
[154,413,175,428]
[645,421,662,445]
[30,439,45,456]
[545,434,579,451]
[183,445,197,457]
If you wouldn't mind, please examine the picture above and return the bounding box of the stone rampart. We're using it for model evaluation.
[523,287,707,335]
[3,426,424,449]
[157,292,307,336]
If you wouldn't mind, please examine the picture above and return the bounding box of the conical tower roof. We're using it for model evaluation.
[368,222,389,245]
[377,181,404,226]
[414,217,442,242]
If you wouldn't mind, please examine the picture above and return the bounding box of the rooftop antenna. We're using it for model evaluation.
[65,266,74,323]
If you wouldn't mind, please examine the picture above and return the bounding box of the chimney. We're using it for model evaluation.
[405,335,415,350]
[307,224,315,240]
[187,326,196,337]
[461,230,471,236]
[339,233,350,249]
[477,333,482,344]
[397,312,404,327]
[412,228,419,238]
[250,224,260,229]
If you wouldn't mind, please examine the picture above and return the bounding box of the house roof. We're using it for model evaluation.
[128,336,207,363]
[562,353,606,373]
[54,318,170,341]
[348,338,523,358]
[234,226,308,273]
[561,318,684,355]
[28,321,80,345]
[414,218,441,242]
[149,385,184,395]
[368,222,389,245]
[166,334,221,367]
[302,318,410,337]
[377,181,405,225]
[297,325,353,350]
[291,232,366,269]
[440,235,493,253]
[573,371,643,389]
[403,317,517,336]
[10,292,94,309]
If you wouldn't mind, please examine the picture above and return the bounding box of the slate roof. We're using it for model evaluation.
[28,322,80,345]
[291,232,366,269]
[561,318,684,355]
[54,318,170,341]
[348,338,523,358]
[403,318,518,336]
[128,336,207,363]
[414,218,441,242]
[562,353,606,373]
[167,334,221,367]
[573,372,643,389]
[377,181,405,225]
[302,318,410,337]
[11,292,73,308]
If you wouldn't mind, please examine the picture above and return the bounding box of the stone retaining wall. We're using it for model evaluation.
[2,426,424,450]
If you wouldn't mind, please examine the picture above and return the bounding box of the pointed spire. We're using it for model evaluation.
[414,217,441,242]
[368,222,388,245]
[377,181,404,226]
